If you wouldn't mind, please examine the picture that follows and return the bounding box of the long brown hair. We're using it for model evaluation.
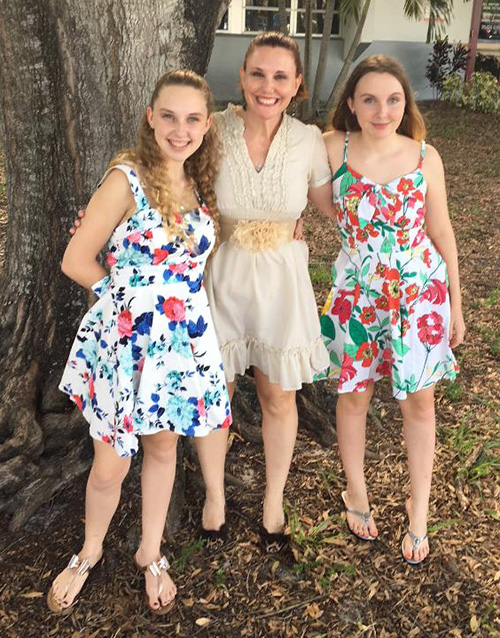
[331,55,426,141]
[110,70,221,243]
[242,31,308,102]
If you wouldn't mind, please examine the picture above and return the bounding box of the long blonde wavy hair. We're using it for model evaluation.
[110,70,221,245]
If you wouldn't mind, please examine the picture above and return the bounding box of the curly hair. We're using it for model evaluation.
[109,70,221,246]
[330,55,426,141]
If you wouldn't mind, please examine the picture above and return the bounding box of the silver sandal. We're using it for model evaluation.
[402,530,429,565]
[47,553,101,615]
[341,491,377,541]
[134,554,176,615]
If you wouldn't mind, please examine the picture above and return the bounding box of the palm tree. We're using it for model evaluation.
[308,0,462,114]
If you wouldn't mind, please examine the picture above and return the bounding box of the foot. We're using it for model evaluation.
[202,494,225,532]
[134,549,176,613]
[402,498,429,564]
[48,549,102,613]
[342,489,378,541]
[262,496,285,535]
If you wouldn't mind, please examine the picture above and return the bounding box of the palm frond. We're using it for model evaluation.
[337,0,364,23]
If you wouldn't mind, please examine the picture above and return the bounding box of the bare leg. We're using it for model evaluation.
[336,385,378,539]
[135,430,179,611]
[50,440,131,608]
[399,385,435,563]
[253,367,297,533]
[195,380,235,531]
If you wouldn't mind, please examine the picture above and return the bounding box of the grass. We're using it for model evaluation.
[173,538,204,572]
[478,326,500,358]
[309,261,332,287]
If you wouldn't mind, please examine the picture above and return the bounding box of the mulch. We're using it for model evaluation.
[1,103,499,637]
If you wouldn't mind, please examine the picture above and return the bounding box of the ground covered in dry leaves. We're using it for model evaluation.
[0,104,499,637]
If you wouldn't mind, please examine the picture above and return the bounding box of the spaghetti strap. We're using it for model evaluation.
[418,141,426,169]
[343,131,350,164]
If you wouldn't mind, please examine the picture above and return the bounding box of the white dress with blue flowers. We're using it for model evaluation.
[59,165,232,457]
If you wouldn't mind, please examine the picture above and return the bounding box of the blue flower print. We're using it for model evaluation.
[165,395,196,429]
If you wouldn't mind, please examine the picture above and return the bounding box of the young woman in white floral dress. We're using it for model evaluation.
[318,56,465,564]
[48,71,231,615]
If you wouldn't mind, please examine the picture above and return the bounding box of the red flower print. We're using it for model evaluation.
[72,394,84,411]
[398,216,410,228]
[412,228,426,248]
[375,263,388,278]
[117,309,133,338]
[360,306,376,325]
[391,310,400,326]
[390,198,403,215]
[397,178,413,195]
[352,283,362,307]
[144,230,153,239]
[138,358,145,372]
[354,379,372,392]
[88,375,95,401]
[422,279,447,304]
[105,252,117,267]
[339,353,357,385]
[222,415,232,429]
[127,231,141,243]
[102,435,111,444]
[163,297,186,322]
[376,347,394,376]
[397,230,410,245]
[153,249,169,265]
[334,203,343,223]
[401,318,410,337]
[355,341,379,368]
[405,283,420,303]
[421,248,431,267]
[375,295,390,311]
[169,263,189,273]
[198,398,206,418]
[417,312,445,346]
[123,415,133,433]
[382,269,402,310]
[331,293,352,325]
[355,224,377,243]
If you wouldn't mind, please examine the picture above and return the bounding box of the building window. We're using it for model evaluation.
[243,0,339,36]
[218,9,229,31]
[480,0,500,40]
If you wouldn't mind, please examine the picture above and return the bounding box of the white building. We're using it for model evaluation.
[206,0,480,103]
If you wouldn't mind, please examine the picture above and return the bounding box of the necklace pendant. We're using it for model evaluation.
[255,162,263,173]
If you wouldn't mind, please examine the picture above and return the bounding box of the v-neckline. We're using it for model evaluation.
[230,104,287,176]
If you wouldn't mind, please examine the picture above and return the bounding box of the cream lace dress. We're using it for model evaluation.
[205,105,332,391]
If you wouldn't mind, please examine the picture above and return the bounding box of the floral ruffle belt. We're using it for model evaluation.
[220,216,296,252]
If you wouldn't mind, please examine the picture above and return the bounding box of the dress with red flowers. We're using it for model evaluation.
[317,133,458,399]
[59,165,232,457]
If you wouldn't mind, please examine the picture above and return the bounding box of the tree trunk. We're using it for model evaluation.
[326,0,372,112]
[278,0,289,35]
[0,0,225,532]
[301,0,314,119]
[311,0,336,116]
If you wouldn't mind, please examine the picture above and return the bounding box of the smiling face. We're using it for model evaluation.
[348,72,406,138]
[240,46,302,121]
[146,84,212,163]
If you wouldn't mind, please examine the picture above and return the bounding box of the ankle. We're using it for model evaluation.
[80,543,103,561]
[135,544,160,566]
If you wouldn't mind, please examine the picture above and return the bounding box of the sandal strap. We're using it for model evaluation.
[407,530,428,548]
[147,555,170,578]
[66,554,94,577]
[342,492,371,525]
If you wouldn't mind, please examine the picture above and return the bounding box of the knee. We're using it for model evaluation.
[400,396,435,423]
[259,391,296,419]
[89,459,129,491]
[143,434,178,464]
[337,391,372,418]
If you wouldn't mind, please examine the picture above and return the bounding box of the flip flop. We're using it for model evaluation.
[134,554,176,615]
[47,552,102,615]
[341,491,377,542]
[401,529,429,565]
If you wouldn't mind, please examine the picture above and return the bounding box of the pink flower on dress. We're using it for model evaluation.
[117,310,133,338]
[376,348,394,376]
[153,249,169,265]
[138,358,145,372]
[221,415,232,429]
[417,312,445,346]
[339,353,357,385]
[88,375,95,401]
[123,415,134,433]
[72,394,84,411]
[106,252,117,267]
[163,297,185,322]
[127,231,141,243]
[354,379,372,392]
[198,398,206,418]
[169,263,189,273]
[102,435,111,444]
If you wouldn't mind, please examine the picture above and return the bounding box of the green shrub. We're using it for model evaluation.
[441,71,500,114]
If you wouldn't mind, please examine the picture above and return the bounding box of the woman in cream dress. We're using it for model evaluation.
[196,32,334,549]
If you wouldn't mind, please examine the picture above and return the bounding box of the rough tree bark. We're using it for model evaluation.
[0,0,226,532]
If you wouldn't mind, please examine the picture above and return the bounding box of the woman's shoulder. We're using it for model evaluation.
[323,128,346,148]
